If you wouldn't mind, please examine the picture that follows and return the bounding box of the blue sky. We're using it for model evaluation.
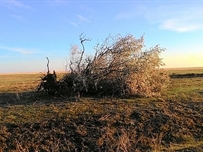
[0,0,203,73]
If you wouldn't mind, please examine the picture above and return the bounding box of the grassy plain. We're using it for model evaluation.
[165,67,203,74]
[0,68,203,151]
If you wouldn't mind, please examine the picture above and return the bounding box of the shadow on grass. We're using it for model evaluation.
[0,91,78,107]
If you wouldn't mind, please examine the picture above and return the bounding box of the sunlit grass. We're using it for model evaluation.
[0,72,66,93]
[0,69,203,151]
[165,67,203,74]
[162,77,203,102]
[0,73,40,93]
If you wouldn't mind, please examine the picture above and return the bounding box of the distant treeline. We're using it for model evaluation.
[170,73,203,78]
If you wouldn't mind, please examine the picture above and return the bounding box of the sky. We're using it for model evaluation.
[0,0,203,73]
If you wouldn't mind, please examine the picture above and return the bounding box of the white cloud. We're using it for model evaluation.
[160,18,203,32]
[0,45,38,55]
[68,15,91,27]
[0,0,33,10]
[149,5,203,32]
[7,0,32,9]
[70,21,78,27]
[115,2,203,33]
[77,15,91,23]
[0,55,15,59]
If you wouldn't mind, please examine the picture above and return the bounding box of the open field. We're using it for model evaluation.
[0,68,203,151]
[165,67,203,74]
[0,72,66,93]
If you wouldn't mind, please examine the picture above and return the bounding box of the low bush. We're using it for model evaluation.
[38,34,169,97]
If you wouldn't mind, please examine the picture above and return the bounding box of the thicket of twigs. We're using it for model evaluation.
[37,34,169,97]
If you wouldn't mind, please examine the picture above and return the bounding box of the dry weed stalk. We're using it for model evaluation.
[116,129,131,152]
[150,133,163,152]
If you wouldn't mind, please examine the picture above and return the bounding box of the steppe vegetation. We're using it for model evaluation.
[0,68,203,151]
[37,34,169,98]
[0,34,203,151]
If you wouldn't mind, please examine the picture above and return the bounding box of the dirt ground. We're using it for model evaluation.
[0,97,203,151]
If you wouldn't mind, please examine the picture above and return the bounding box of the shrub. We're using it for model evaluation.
[63,34,169,97]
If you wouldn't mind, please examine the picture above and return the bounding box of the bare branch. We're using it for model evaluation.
[46,57,50,74]
[77,33,91,73]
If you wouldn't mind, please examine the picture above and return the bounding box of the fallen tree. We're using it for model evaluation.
[37,34,169,97]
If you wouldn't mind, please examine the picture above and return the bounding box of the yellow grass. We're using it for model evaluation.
[165,67,203,74]
[0,72,66,93]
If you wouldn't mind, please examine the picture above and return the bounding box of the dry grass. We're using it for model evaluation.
[165,67,203,74]
[0,73,39,93]
[0,69,203,151]
[1,99,203,151]
[0,72,66,93]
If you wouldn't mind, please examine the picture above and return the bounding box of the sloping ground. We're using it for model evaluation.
[0,99,203,151]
